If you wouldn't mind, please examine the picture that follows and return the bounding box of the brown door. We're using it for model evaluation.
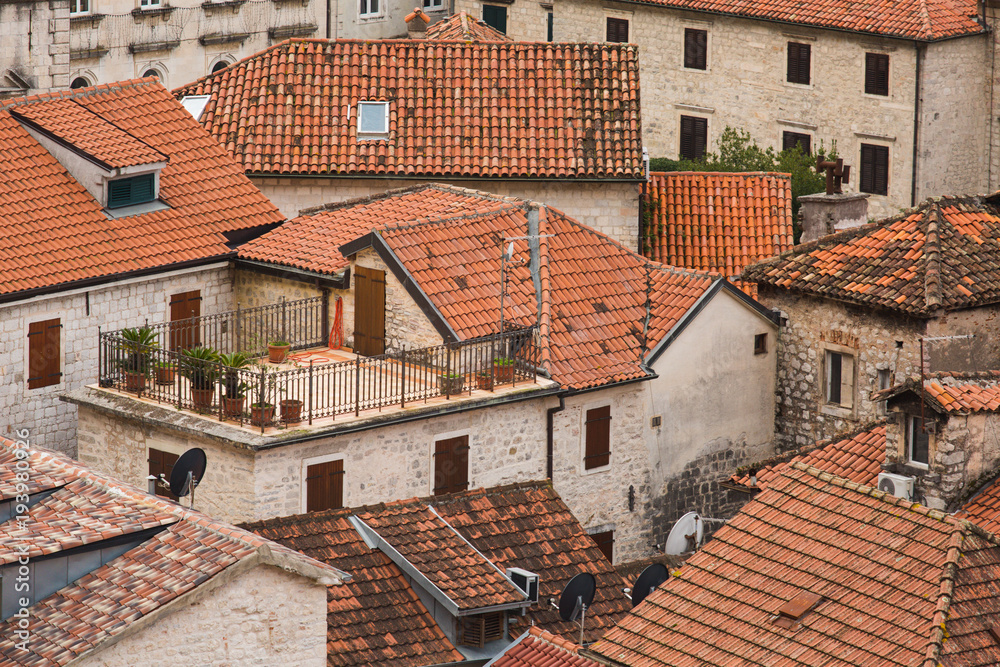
[353,266,385,356]
[433,435,469,496]
[169,290,201,351]
[148,448,180,501]
[306,459,344,512]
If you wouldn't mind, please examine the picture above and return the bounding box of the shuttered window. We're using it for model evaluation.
[584,406,611,470]
[782,131,811,155]
[27,318,62,390]
[306,459,345,512]
[107,173,155,208]
[684,29,707,70]
[353,266,386,356]
[434,435,470,495]
[459,612,504,648]
[786,42,811,84]
[606,17,629,43]
[865,53,889,96]
[148,448,179,501]
[590,530,614,563]
[482,4,506,34]
[679,116,707,161]
[859,144,889,195]
[547,11,553,41]
[825,350,854,409]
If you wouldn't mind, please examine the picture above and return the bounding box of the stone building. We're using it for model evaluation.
[0,434,344,666]
[0,79,283,456]
[173,37,645,249]
[0,0,70,98]
[743,193,1000,452]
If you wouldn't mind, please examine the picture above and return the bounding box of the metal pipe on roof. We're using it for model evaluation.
[911,41,924,207]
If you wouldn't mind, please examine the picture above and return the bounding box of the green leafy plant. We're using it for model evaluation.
[179,346,221,390]
[269,339,289,347]
[218,352,251,398]
[118,326,159,374]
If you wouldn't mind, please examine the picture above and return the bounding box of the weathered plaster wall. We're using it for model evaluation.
[335,0,447,38]
[925,303,1000,373]
[251,177,641,251]
[78,564,327,667]
[0,0,69,97]
[3,265,232,456]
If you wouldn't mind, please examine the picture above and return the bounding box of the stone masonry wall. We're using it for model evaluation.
[252,177,642,251]
[0,0,70,96]
[3,265,232,456]
[453,0,550,41]
[78,564,327,667]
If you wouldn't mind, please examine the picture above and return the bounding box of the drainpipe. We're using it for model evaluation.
[911,42,924,207]
[546,394,565,480]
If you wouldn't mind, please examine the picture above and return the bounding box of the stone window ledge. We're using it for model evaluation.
[269,23,318,39]
[819,403,854,419]
[128,39,181,54]
[70,13,105,25]
[201,0,247,10]
[131,6,176,18]
[70,48,110,61]
[199,32,251,46]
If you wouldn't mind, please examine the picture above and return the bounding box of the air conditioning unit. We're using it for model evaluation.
[506,568,539,603]
[878,472,915,501]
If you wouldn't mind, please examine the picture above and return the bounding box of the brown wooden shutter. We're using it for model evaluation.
[684,29,707,70]
[148,448,180,501]
[860,144,889,195]
[27,318,62,389]
[169,290,201,350]
[606,17,628,43]
[306,459,345,512]
[679,116,707,161]
[434,435,470,495]
[584,406,611,469]
[787,43,810,84]
[782,131,811,155]
[590,530,614,563]
[353,266,386,356]
[865,53,889,96]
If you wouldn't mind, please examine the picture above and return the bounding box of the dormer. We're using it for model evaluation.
[9,98,169,218]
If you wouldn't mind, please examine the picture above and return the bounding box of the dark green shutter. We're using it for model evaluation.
[107,173,156,208]
[482,5,506,34]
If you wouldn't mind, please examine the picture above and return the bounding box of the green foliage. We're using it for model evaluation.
[118,326,159,374]
[179,346,221,390]
[218,352,252,398]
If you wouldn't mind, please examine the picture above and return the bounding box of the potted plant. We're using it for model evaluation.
[438,372,465,395]
[249,362,278,426]
[218,352,251,418]
[268,339,291,363]
[493,357,515,383]
[119,326,159,393]
[179,346,221,411]
[280,398,304,424]
[154,360,177,385]
[475,370,494,391]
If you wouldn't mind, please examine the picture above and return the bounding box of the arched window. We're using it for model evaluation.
[211,60,229,74]
[143,69,160,79]
[70,77,90,89]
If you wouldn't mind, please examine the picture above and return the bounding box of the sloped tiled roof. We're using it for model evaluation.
[0,437,345,667]
[0,80,283,298]
[488,628,601,667]
[426,11,513,41]
[588,463,1000,667]
[878,372,1000,413]
[173,39,642,181]
[744,195,1000,316]
[645,172,793,277]
[957,473,1000,534]
[626,0,983,41]
[727,422,885,492]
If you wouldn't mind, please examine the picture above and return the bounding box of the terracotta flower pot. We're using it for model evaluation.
[251,404,275,426]
[222,396,245,418]
[439,374,465,395]
[280,399,303,424]
[154,365,176,385]
[493,362,514,383]
[191,387,215,411]
[476,372,494,390]
[268,344,290,364]
[124,371,146,393]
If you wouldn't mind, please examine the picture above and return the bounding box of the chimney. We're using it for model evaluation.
[798,156,869,242]
[405,8,430,38]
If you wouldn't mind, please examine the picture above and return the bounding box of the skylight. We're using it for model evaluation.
[180,95,211,121]
[358,101,389,137]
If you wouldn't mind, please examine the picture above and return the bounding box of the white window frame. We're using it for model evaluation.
[70,0,91,16]
[139,0,161,7]
[357,101,390,138]
[906,415,931,469]
[359,0,381,18]
[423,0,443,10]
[300,452,347,513]
[820,344,855,416]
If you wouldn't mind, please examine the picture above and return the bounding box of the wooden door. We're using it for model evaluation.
[433,435,469,496]
[306,459,344,512]
[353,266,385,356]
[169,290,201,351]
[148,448,180,501]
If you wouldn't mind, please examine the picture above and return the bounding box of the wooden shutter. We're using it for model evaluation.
[679,116,707,161]
[169,290,201,350]
[860,144,889,195]
[434,435,470,495]
[547,11,553,41]
[782,131,811,155]
[787,43,810,84]
[840,353,854,409]
[107,173,155,208]
[306,459,345,512]
[482,5,506,34]
[27,318,62,390]
[353,265,386,356]
[865,53,889,95]
[684,29,707,70]
[590,530,614,563]
[606,17,629,43]
[584,406,611,469]
[148,448,180,501]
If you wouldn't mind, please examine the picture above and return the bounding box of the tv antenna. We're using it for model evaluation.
[549,572,596,645]
[169,448,207,509]
[498,234,553,336]
[624,563,669,608]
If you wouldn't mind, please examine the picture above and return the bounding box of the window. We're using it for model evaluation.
[824,350,854,408]
[860,144,889,195]
[148,448,179,501]
[357,101,389,137]
[423,0,442,8]
[459,612,504,648]
[434,435,469,495]
[786,42,811,85]
[211,60,229,74]
[70,0,89,15]
[907,415,930,465]
[359,0,379,16]
[754,333,768,355]
[590,530,614,563]
[27,318,62,390]
[782,131,811,155]
[679,115,707,161]
[684,29,707,70]
[584,406,611,470]
[547,11,553,41]
[306,459,344,512]
[107,173,156,208]
[139,0,160,8]
[482,4,506,34]
[70,77,90,89]
[606,17,629,43]
[865,53,889,96]
[142,69,160,79]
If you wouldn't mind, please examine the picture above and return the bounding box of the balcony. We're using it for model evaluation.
[96,297,543,433]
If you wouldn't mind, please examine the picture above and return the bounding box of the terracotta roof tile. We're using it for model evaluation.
[957,474,1000,534]
[425,11,513,41]
[879,372,1000,414]
[488,628,602,667]
[174,39,642,180]
[0,80,283,297]
[646,172,793,277]
[589,464,1000,667]
[744,195,1000,315]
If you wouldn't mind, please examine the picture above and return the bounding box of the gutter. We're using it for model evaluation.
[911,41,924,207]
[247,172,645,184]
[546,393,566,480]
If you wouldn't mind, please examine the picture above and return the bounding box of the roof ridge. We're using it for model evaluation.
[296,183,517,218]
[921,525,964,667]
[536,206,554,371]
[376,198,525,235]
[924,203,944,311]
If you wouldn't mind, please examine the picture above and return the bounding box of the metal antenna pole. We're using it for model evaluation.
[579,602,586,646]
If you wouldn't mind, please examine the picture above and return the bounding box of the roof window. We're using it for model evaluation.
[357,101,389,138]
[108,173,156,208]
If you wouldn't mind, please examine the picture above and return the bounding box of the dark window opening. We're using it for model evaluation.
[547,11,553,41]
[70,77,90,89]
[824,350,854,408]
[27,319,62,390]
[865,53,889,96]
[908,415,930,465]
[434,435,470,495]
[786,42,811,84]
[782,131,811,155]
[860,143,889,195]
[482,5,507,34]
[590,530,614,563]
[107,173,156,208]
[211,60,229,74]
[584,406,611,470]
[306,459,345,512]
[142,69,160,79]
[679,115,707,161]
[754,333,768,355]
[684,28,707,70]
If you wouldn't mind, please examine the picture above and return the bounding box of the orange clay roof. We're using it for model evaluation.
[957,473,1000,534]
[489,628,602,667]
[744,195,1000,316]
[877,372,1000,413]
[425,11,513,41]
[624,0,983,41]
[0,437,344,667]
[645,172,793,277]
[173,39,642,181]
[0,80,284,298]
[589,463,1000,667]
[728,423,885,492]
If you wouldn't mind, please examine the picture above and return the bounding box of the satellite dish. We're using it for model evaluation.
[169,448,207,499]
[631,563,669,608]
[664,512,703,555]
[558,572,596,622]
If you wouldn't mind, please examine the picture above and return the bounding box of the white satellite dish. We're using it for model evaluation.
[664,512,703,555]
